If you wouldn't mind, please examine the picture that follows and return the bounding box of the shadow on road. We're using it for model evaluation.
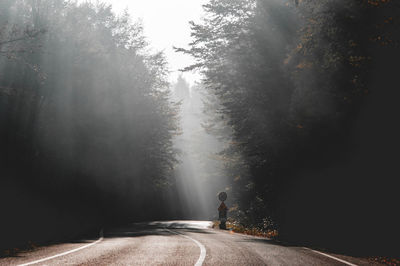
[104,221,216,239]
[0,221,213,259]
[237,237,386,259]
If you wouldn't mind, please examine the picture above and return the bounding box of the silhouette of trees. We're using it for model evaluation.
[1,0,178,248]
[179,0,400,253]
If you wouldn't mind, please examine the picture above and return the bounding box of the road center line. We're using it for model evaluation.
[165,228,206,266]
[304,247,358,266]
[18,229,104,266]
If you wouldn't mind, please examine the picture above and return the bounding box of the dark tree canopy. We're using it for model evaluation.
[178,0,399,255]
[0,0,179,249]
[1,0,399,257]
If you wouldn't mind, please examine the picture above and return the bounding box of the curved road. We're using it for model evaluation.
[0,221,381,265]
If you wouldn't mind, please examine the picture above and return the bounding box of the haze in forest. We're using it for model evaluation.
[1,0,398,258]
[100,0,207,85]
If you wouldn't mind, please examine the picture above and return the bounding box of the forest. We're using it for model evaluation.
[0,0,179,250]
[1,0,399,257]
[177,0,399,256]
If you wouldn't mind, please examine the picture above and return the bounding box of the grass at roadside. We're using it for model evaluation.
[367,257,399,266]
[212,220,278,239]
[212,220,399,266]
[1,241,38,258]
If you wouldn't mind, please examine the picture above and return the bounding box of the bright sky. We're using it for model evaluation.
[103,0,208,85]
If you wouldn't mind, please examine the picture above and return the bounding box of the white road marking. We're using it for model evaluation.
[18,229,104,266]
[210,224,359,266]
[304,247,358,266]
[166,228,206,266]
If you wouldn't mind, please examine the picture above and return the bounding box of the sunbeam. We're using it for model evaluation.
[172,76,231,219]
[1,0,398,260]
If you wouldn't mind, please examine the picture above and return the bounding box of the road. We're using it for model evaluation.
[0,221,381,265]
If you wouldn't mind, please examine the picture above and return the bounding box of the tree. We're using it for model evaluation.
[179,0,400,245]
[1,0,179,249]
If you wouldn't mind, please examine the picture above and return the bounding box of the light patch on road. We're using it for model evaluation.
[304,247,359,266]
[165,228,206,266]
[152,220,213,230]
[17,229,104,266]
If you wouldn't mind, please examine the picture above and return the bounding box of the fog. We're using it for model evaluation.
[1,0,399,257]
[1,0,179,248]
[172,76,231,219]
[100,0,207,85]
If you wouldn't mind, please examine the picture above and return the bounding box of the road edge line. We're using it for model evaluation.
[165,228,206,266]
[18,229,104,266]
[303,247,358,266]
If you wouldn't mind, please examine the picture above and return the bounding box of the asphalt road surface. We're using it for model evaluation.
[0,221,381,265]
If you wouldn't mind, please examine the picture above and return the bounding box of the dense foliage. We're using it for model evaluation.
[1,0,178,248]
[179,0,399,255]
[1,0,398,256]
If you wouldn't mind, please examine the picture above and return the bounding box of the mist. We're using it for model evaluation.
[171,76,232,220]
[1,0,398,258]
[1,0,178,249]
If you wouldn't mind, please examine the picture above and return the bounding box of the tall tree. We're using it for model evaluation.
[1,0,179,249]
[179,0,400,252]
